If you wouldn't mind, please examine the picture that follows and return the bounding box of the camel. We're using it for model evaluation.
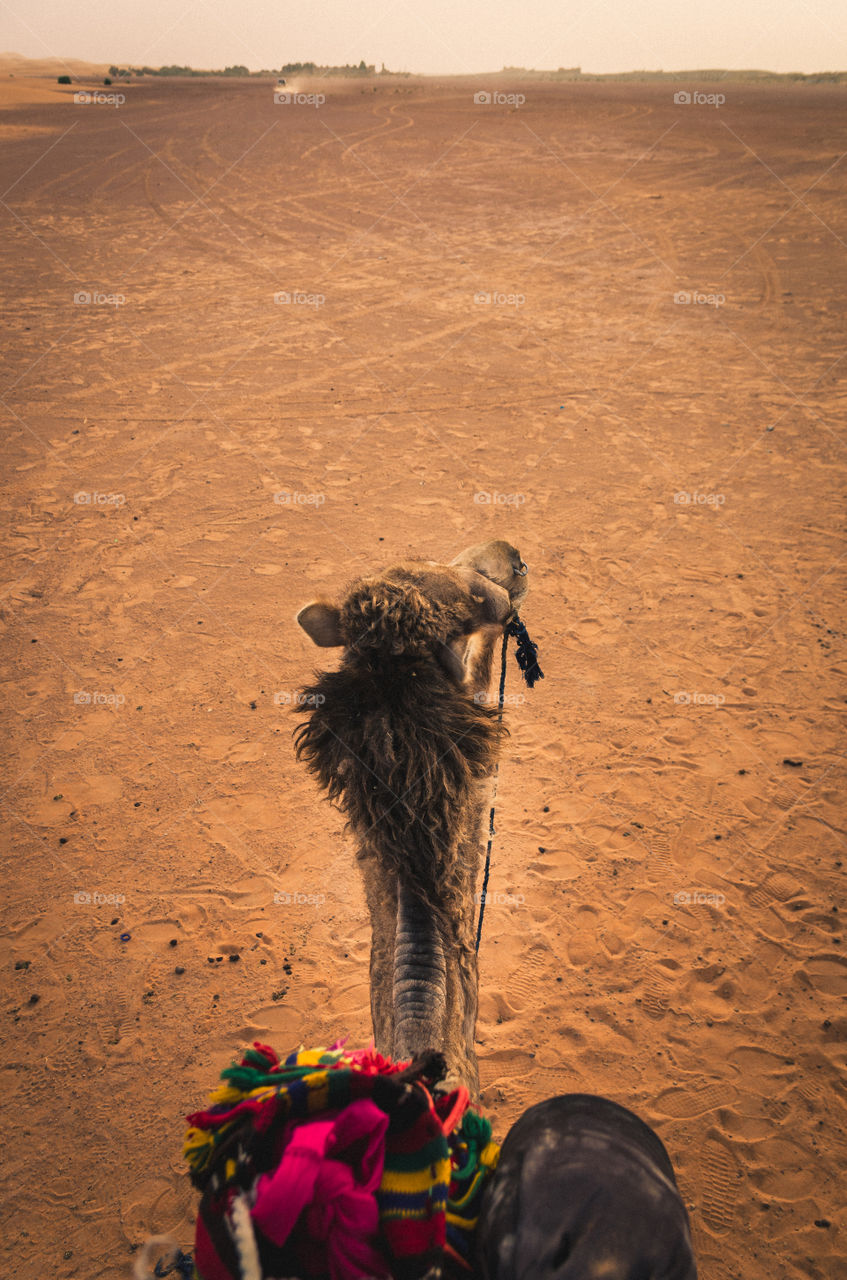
[294,540,528,1095]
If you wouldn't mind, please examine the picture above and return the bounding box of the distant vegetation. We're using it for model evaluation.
[92,62,846,85]
[499,65,847,83]
[105,60,411,79]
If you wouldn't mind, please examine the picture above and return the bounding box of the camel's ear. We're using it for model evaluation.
[297,601,344,647]
[435,640,468,687]
[452,568,513,625]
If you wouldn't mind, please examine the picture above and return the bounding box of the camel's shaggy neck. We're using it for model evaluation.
[294,650,503,937]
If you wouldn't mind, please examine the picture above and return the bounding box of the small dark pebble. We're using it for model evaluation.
[823,1020,831,1030]
[543,806,550,813]
[111,917,118,925]
[215,955,223,963]
[783,758,803,767]
[738,769,747,775]
[29,993,40,1004]
[815,1219,831,1229]
[169,938,178,947]
[228,953,240,963]
[15,960,30,970]
[714,834,722,841]
[250,700,257,710]
[538,846,546,853]
[53,794,63,801]
[59,837,68,845]
[260,958,267,965]
[207,957,215,964]
[133,801,141,807]
[175,966,185,975]
[64,1251,73,1260]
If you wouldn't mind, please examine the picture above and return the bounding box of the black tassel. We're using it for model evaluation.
[154,1251,194,1279]
[506,617,544,688]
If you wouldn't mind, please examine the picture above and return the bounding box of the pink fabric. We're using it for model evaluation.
[251,1098,391,1280]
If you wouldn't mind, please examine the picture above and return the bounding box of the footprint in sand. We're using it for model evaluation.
[752,870,808,911]
[478,1047,536,1089]
[697,1135,739,1235]
[644,830,674,880]
[639,961,680,1020]
[566,931,599,966]
[653,1081,734,1119]
[505,944,554,1009]
[768,782,816,814]
[111,990,136,1044]
[798,953,847,996]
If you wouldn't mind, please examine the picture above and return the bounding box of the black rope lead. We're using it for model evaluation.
[506,616,544,688]
[475,615,543,952]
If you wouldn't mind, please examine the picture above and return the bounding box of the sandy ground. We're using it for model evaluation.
[1,74,846,1280]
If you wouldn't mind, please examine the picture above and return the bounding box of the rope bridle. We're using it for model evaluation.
[475,617,543,952]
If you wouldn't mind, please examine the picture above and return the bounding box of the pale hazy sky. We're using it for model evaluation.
[2,0,845,75]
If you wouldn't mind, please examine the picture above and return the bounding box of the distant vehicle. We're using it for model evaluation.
[277,78,286,86]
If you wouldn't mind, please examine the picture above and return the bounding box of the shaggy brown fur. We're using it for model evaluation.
[294,545,528,1092]
[294,631,503,936]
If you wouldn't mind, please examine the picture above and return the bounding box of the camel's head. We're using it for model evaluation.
[296,540,529,686]
[449,538,529,612]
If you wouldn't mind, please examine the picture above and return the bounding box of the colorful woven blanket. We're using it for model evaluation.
[183,1043,499,1280]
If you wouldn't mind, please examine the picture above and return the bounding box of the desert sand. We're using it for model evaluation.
[1,72,845,1279]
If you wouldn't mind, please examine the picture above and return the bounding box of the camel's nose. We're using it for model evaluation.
[517,561,528,576]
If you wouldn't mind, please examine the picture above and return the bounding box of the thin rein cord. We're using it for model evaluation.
[475,628,511,953]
